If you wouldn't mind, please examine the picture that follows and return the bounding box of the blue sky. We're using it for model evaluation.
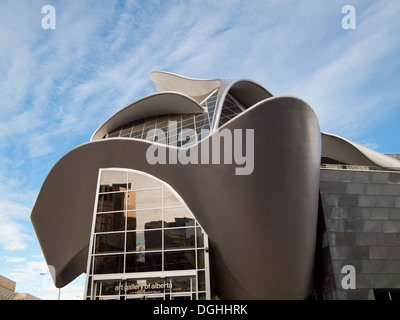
[0,0,399,299]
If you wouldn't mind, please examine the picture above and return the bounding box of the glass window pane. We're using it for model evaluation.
[196,227,204,247]
[198,271,206,291]
[168,277,193,293]
[127,191,136,210]
[107,131,120,138]
[95,212,125,232]
[164,250,196,271]
[128,173,162,190]
[164,207,195,227]
[101,281,120,296]
[127,209,163,231]
[135,189,162,209]
[131,126,143,139]
[94,255,124,274]
[126,253,162,272]
[164,228,196,250]
[99,171,127,192]
[120,125,132,137]
[95,233,125,254]
[126,230,162,252]
[97,192,126,212]
[163,188,182,207]
[197,250,204,269]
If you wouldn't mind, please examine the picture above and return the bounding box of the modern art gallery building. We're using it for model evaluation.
[31,71,400,300]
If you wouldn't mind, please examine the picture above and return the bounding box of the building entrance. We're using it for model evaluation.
[89,272,202,300]
[84,169,211,300]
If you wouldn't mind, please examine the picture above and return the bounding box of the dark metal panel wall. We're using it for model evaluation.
[319,169,400,299]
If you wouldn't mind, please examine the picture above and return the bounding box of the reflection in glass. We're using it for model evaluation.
[164,228,196,250]
[87,169,209,300]
[100,171,127,191]
[163,207,194,227]
[101,281,119,296]
[97,192,126,212]
[164,250,196,271]
[196,227,204,248]
[95,233,125,254]
[197,250,205,269]
[126,252,162,273]
[163,188,182,207]
[126,230,162,252]
[127,209,162,231]
[135,189,162,209]
[95,212,125,232]
[198,271,206,291]
[127,191,136,210]
[169,277,194,293]
[94,255,124,274]
[128,172,162,190]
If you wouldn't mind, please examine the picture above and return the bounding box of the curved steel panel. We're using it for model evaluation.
[91,91,206,141]
[213,78,273,130]
[31,96,321,299]
[150,71,221,104]
[322,132,400,168]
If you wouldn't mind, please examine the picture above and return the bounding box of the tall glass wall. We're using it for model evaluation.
[84,169,210,300]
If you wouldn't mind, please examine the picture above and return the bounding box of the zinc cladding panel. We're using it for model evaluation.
[320,169,400,299]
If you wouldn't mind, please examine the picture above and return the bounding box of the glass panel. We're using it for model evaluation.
[128,172,162,190]
[107,131,120,138]
[127,191,136,210]
[143,119,157,140]
[93,255,124,274]
[127,209,163,231]
[198,293,206,300]
[101,281,120,296]
[156,117,169,130]
[120,124,133,137]
[164,207,195,227]
[126,252,162,272]
[95,233,125,254]
[126,230,162,252]
[99,171,127,192]
[169,277,193,293]
[164,250,196,271]
[163,188,183,207]
[95,212,125,232]
[198,271,206,291]
[131,126,143,139]
[196,227,204,247]
[135,189,162,209]
[164,228,196,250]
[197,250,204,269]
[97,192,126,212]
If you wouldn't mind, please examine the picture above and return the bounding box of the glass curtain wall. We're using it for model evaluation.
[218,94,245,127]
[84,169,210,300]
[104,90,219,146]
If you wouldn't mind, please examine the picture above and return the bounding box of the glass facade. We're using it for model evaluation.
[218,94,244,127]
[103,91,245,145]
[105,90,218,146]
[84,169,210,300]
